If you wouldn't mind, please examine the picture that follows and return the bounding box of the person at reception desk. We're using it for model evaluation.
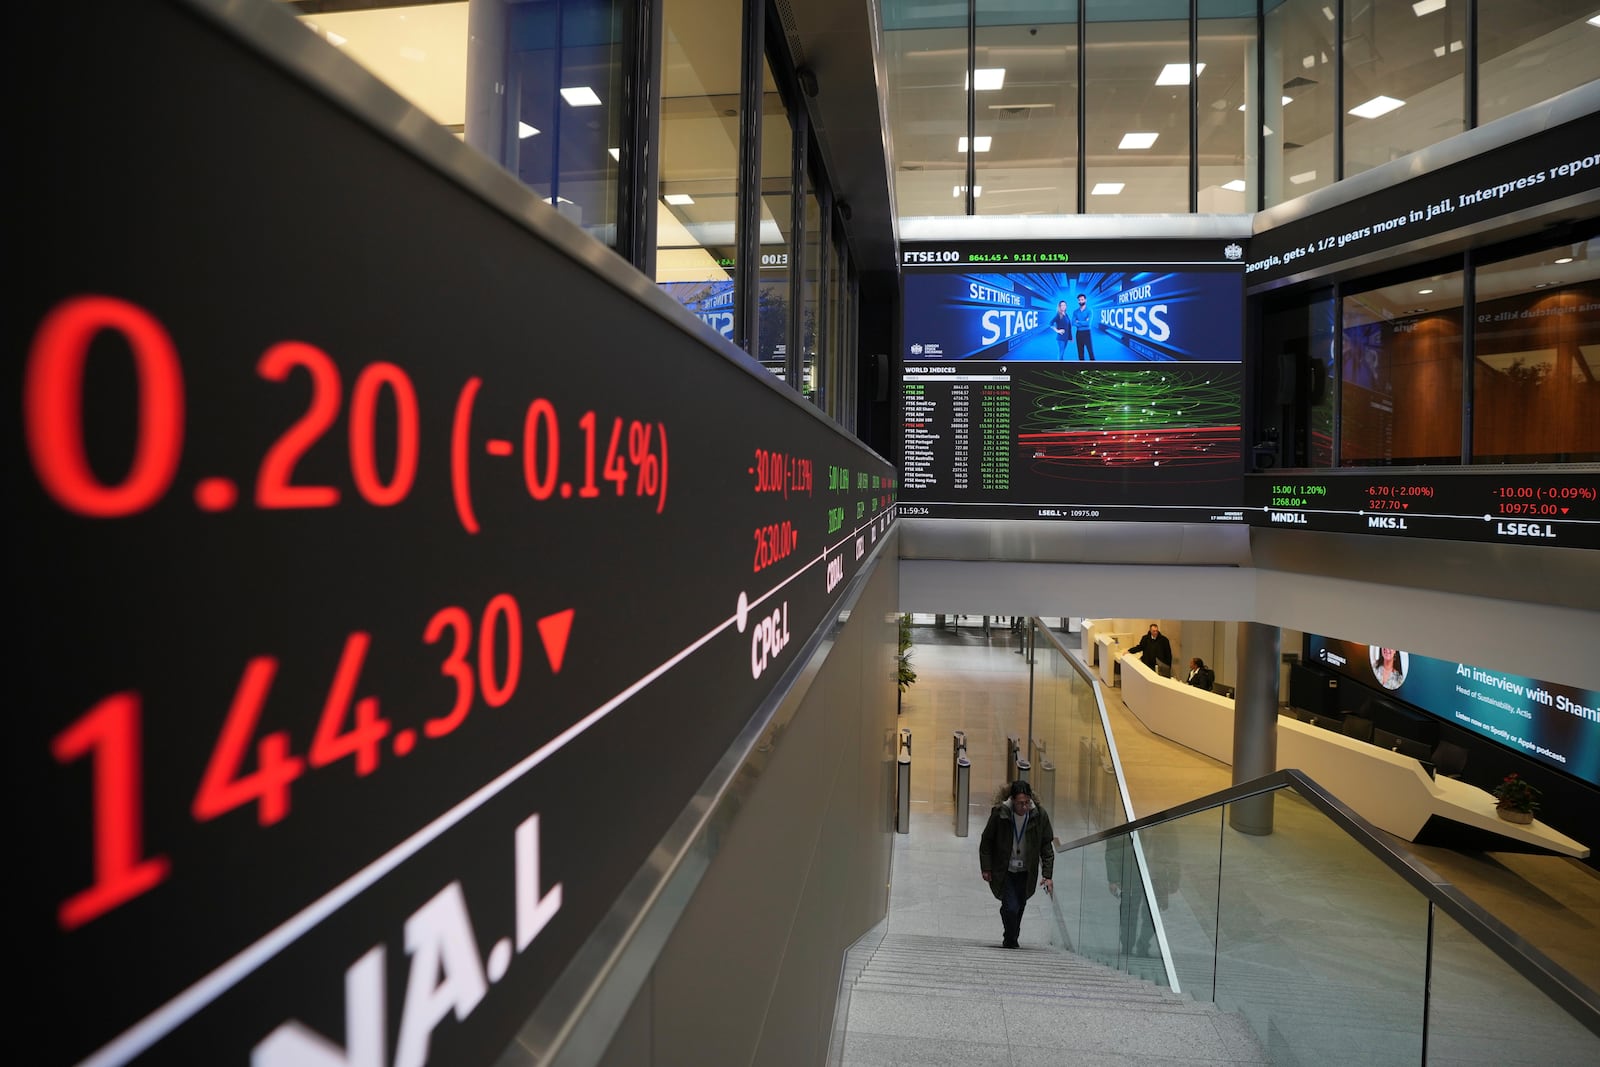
[1186,657,1214,692]
[1127,623,1172,672]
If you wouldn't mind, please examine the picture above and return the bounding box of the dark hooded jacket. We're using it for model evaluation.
[978,799,1055,901]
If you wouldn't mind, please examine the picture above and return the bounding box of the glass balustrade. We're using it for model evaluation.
[1026,620,1599,1064]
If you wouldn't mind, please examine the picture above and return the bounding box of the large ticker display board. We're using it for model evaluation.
[899,240,1248,522]
[1244,470,1600,549]
[12,4,895,1065]
[1307,636,1600,788]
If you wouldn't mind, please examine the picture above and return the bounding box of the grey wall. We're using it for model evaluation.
[596,533,901,1067]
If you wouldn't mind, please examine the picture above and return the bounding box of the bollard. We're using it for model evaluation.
[1037,757,1055,818]
[1007,735,1022,783]
[954,751,971,837]
[1030,736,1047,773]
[952,730,967,799]
[896,729,912,834]
[1014,756,1031,787]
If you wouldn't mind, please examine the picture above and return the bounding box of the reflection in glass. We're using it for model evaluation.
[293,0,624,244]
[1478,2,1600,125]
[1472,238,1600,463]
[758,59,794,378]
[883,4,969,218]
[655,0,741,340]
[1084,0,1190,214]
[1197,0,1257,212]
[1341,269,1464,465]
[801,188,821,402]
[974,3,1078,216]
[1217,792,1428,1065]
[1426,906,1600,1064]
[1262,0,1335,206]
[1341,0,1466,178]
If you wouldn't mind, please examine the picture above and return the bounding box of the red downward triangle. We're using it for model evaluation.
[1562,507,1570,514]
[537,609,576,674]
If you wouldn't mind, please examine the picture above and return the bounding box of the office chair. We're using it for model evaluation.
[1431,740,1469,779]
[1341,715,1374,743]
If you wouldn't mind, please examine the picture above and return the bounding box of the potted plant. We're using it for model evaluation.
[897,613,917,708]
[1492,773,1541,824]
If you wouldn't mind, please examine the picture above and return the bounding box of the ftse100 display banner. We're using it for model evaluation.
[898,240,1249,523]
[10,5,895,1066]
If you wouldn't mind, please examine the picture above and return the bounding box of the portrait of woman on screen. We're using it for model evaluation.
[1370,646,1407,691]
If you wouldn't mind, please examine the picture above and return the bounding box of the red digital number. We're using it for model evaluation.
[479,594,523,708]
[523,398,560,502]
[52,693,172,929]
[348,362,419,507]
[256,341,342,508]
[192,657,306,826]
[309,632,390,776]
[603,416,629,496]
[25,295,185,517]
[423,606,475,738]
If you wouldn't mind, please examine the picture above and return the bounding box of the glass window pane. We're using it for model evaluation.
[974,3,1078,216]
[1197,0,1258,212]
[1342,0,1466,178]
[801,187,821,403]
[758,60,794,379]
[1341,268,1464,466]
[655,0,741,341]
[1478,3,1600,125]
[1084,0,1191,214]
[823,222,846,419]
[1472,237,1600,464]
[1260,287,1337,468]
[293,0,625,245]
[884,3,971,217]
[1262,0,1336,206]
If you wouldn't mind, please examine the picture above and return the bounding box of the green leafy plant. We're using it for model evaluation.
[897,612,918,694]
[1492,773,1541,814]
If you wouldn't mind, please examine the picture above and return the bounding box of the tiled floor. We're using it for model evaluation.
[888,621,1600,1060]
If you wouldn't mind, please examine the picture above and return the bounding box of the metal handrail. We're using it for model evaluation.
[1051,767,1600,1041]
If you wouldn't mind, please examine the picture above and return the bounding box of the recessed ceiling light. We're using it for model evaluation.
[326,31,348,47]
[1535,282,1549,288]
[518,122,541,138]
[967,68,1006,91]
[664,193,694,205]
[973,185,983,197]
[1156,62,1205,86]
[1091,182,1125,195]
[1589,14,1600,27]
[957,136,993,152]
[1118,132,1159,150]
[1434,45,1447,57]
[560,86,603,107]
[1412,0,1446,16]
[1449,39,1463,52]
[1290,170,1317,184]
[1222,179,1247,192]
[1237,103,1247,111]
[1555,256,1574,264]
[1302,54,1316,69]
[1322,5,1335,19]
[608,147,621,161]
[1349,95,1406,118]
[1418,288,1434,294]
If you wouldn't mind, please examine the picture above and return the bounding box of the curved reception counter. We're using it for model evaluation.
[1115,653,1590,859]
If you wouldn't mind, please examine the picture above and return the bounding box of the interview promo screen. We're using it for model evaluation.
[900,240,1248,523]
[1307,636,1600,788]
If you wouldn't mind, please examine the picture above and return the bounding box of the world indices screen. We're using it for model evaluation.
[899,240,1249,522]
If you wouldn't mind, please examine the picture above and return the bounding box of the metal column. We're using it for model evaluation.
[1231,622,1282,835]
